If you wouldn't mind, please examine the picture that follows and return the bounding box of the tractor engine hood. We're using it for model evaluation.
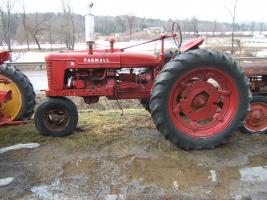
[45,51,161,68]
[120,52,161,67]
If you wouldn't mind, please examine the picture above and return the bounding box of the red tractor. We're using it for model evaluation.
[34,8,251,149]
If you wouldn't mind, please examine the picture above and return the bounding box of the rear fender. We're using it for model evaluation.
[180,37,205,52]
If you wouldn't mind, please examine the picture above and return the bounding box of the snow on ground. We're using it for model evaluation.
[0,178,14,187]
[240,166,267,182]
[208,170,217,183]
[23,71,48,91]
[256,49,267,57]
[12,52,49,63]
[0,143,40,154]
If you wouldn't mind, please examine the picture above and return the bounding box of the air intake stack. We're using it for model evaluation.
[85,3,95,54]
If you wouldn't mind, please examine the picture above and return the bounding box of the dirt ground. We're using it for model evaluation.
[0,109,267,200]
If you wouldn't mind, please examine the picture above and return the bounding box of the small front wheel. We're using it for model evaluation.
[240,96,267,134]
[34,97,78,137]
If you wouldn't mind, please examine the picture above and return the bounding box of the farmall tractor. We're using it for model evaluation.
[33,5,252,150]
[0,51,35,126]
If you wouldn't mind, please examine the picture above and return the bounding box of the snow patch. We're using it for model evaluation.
[232,194,243,200]
[31,179,61,200]
[256,49,267,58]
[31,185,55,199]
[12,52,49,62]
[23,71,48,91]
[105,194,125,200]
[173,181,179,190]
[208,170,217,182]
[0,177,14,187]
[0,143,40,154]
[240,166,267,182]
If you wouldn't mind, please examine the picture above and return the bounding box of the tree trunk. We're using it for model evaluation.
[26,34,30,50]
[71,15,75,50]
[33,35,41,50]
[49,34,53,51]
[7,39,12,52]
[231,31,234,54]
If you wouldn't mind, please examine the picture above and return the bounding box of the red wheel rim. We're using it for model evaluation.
[168,67,239,138]
[244,102,267,132]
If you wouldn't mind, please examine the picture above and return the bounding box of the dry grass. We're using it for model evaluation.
[0,109,154,149]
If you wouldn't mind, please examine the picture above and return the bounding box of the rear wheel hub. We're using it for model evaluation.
[180,81,219,121]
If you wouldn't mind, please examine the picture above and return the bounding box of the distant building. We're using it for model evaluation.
[252,35,267,43]
[143,27,164,33]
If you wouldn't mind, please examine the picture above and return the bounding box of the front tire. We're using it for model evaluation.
[34,97,78,137]
[240,95,267,134]
[150,49,251,150]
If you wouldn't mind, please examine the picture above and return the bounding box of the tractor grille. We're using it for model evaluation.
[46,61,53,89]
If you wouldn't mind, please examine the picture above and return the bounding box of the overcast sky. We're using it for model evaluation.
[3,0,267,23]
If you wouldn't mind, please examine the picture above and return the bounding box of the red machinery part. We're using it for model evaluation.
[0,90,12,104]
[0,91,12,125]
[179,81,220,121]
[0,90,27,126]
[242,96,267,134]
[0,51,10,64]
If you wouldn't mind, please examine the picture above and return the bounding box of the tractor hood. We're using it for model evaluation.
[45,51,161,68]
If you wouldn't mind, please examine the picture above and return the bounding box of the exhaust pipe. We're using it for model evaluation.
[85,3,95,54]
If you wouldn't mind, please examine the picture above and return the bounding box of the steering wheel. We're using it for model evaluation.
[172,22,183,52]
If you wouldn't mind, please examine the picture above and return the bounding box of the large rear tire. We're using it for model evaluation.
[34,97,78,137]
[0,64,36,120]
[150,49,251,150]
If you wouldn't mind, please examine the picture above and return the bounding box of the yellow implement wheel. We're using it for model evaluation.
[0,74,23,120]
[0,65,36,121]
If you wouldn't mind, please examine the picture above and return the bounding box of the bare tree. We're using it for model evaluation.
[21,0,30,50]
[212,19,217,36]
[191,17,199,36]
[250,22,255,36]
[20,0,48,50]
[31,13,45,50]
[259,20,264,34]
[47,15,54,51]
[225,0,238,54]
[27,13,47,50]
[61,0,75,50]
[0,0,15,51]
[125,15,136,40]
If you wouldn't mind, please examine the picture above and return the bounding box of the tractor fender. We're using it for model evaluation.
[180,37,205,52]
